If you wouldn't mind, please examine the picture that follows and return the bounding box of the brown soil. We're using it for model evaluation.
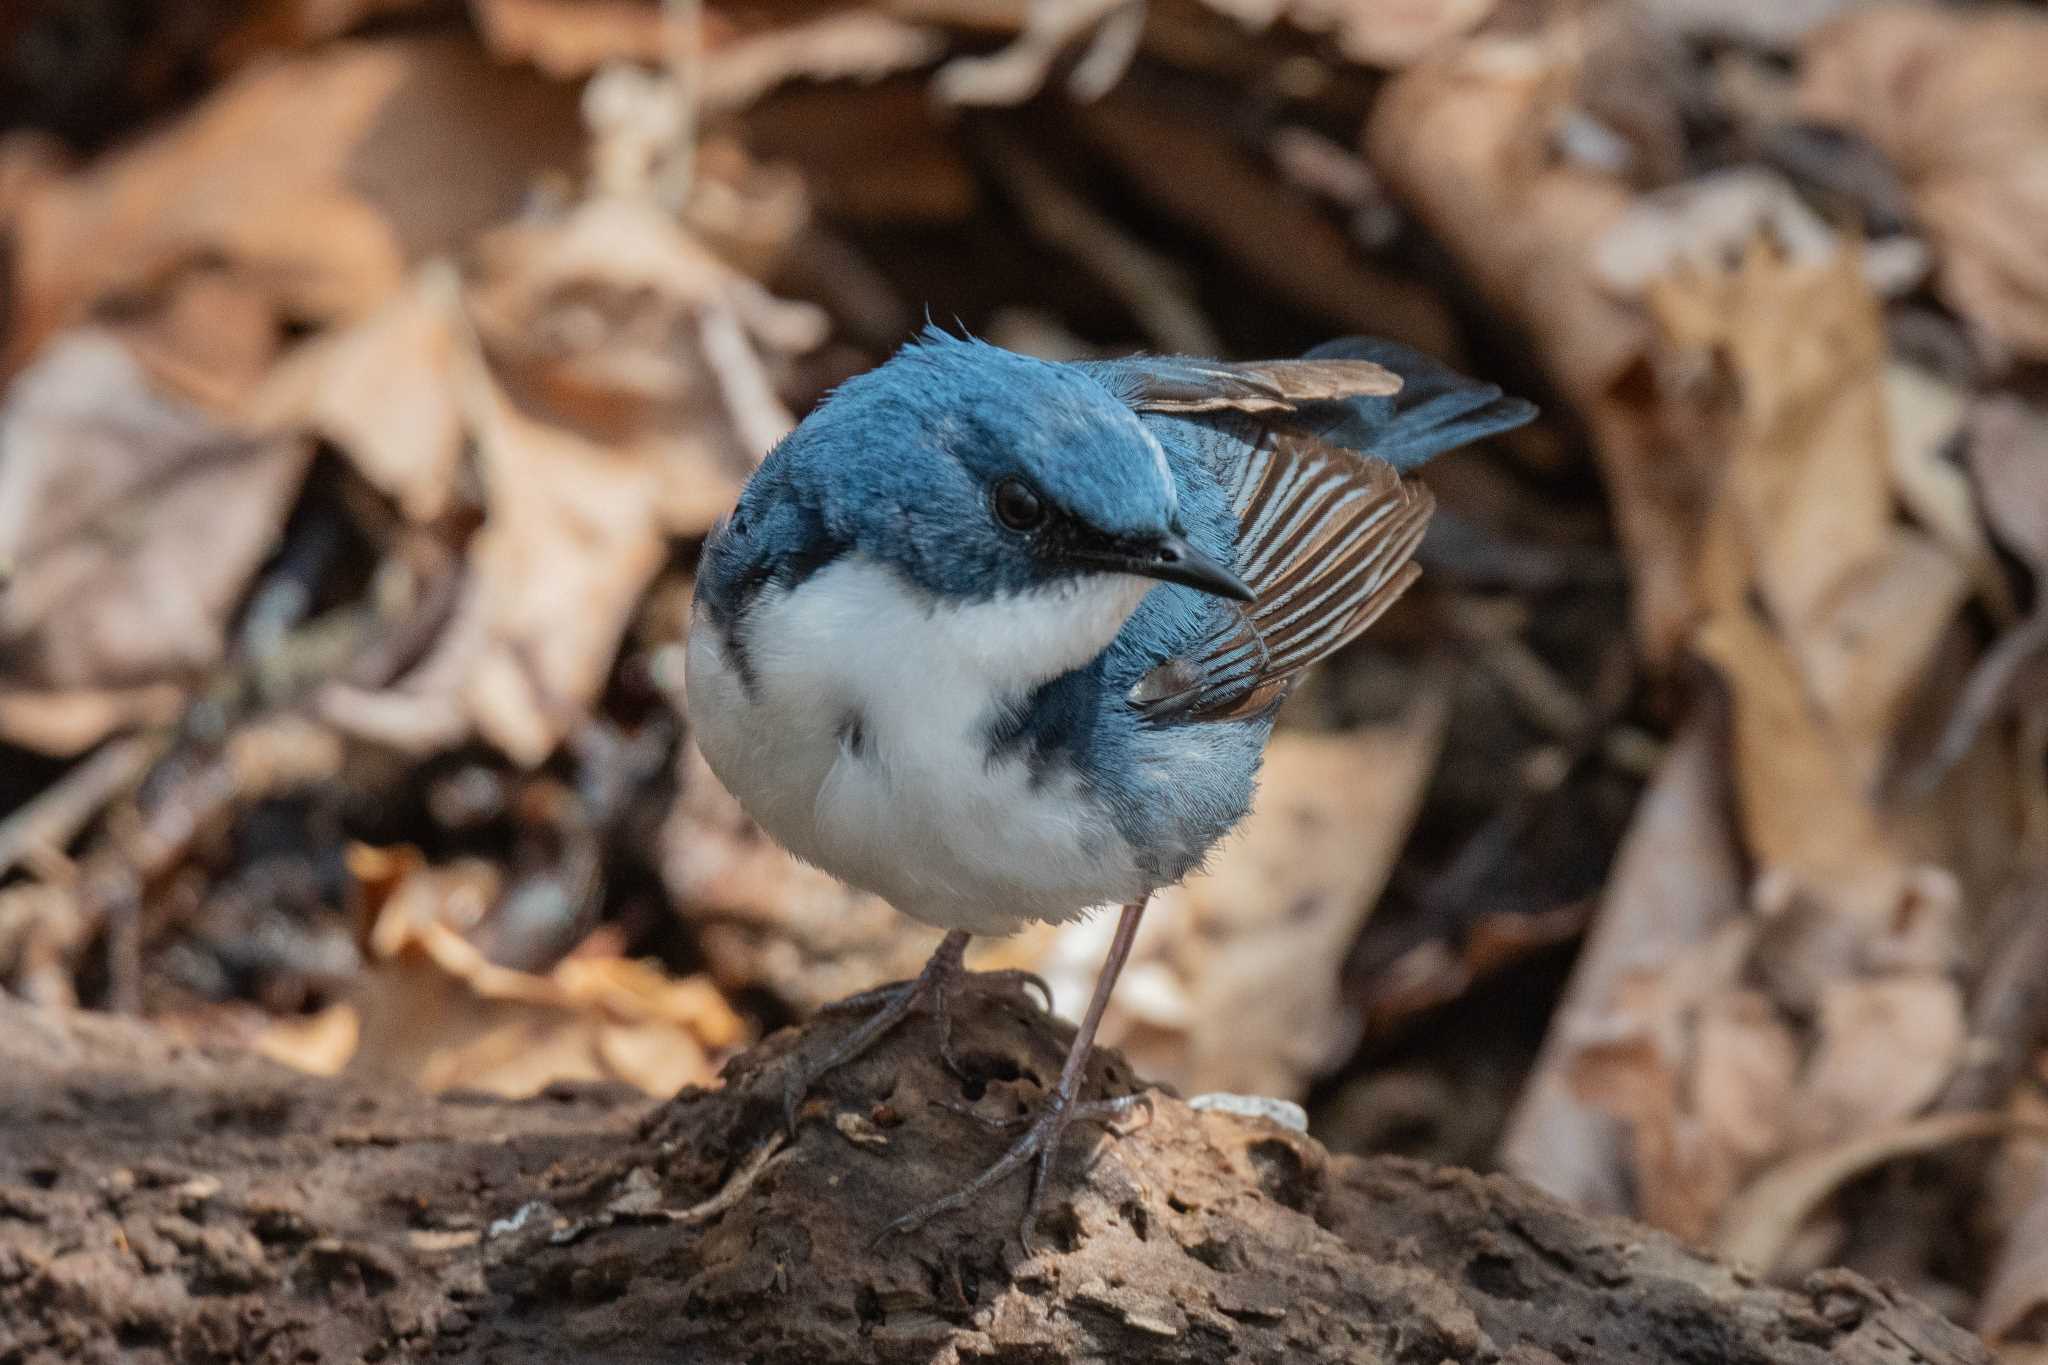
[0,981,1991,1364]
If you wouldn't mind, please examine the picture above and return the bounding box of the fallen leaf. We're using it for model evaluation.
[252,1002,361,1076]
[1368,32,1689,660]
[246,265,466,522]
[1982,1114,2048,1345]
[1274,0,1497,69]
[343,846,745,1096]
[4,36,582,376]
[316,189,819,764]
[699,10,946,114]
[1794,974,1967,1147]
[1502,710,1746,1216]
[0,331,308,752]
[1800,5,2048,361]
[471,0,683,77]
[1715,1110,2016,1273]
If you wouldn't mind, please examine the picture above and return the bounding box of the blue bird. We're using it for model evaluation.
[686,329,1534,1239]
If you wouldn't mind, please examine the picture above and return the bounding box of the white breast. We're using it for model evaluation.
[684,557,1157,935]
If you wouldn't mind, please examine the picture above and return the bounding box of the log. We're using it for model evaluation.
[0,984,1990,1364]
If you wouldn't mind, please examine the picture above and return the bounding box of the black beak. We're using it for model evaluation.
[1114,533,1255,602]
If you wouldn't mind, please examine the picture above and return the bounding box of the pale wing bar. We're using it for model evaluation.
[1119,358,1401,415]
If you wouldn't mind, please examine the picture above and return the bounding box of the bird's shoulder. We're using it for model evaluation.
[694,464,844,632]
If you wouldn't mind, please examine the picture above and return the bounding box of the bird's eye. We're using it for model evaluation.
[992,478,1046,531]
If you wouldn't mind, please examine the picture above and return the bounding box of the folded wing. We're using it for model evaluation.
[1093,339,1535,723]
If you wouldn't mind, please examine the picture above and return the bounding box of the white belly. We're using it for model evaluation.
[683,557,1155,935]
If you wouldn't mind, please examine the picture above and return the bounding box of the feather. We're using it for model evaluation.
[1132,426,1433,721]
[1106,356,1402,415]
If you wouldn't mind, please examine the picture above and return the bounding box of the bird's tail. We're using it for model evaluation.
[1299,337,1537,470]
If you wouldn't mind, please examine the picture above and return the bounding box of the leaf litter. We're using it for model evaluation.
[0,0,2045,1344]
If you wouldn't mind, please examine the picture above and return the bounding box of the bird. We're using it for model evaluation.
[685,328,1535,1240]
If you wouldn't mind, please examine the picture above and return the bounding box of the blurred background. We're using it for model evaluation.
[1,0,2044,1348]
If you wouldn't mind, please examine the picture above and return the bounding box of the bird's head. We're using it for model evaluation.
[775,329,1251,615]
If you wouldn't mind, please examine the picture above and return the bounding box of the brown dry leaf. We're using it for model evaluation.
[1562,925,1789,1243]
[319,318,667,765]
[1040,694,1449,1099]
[1968,396,2048,572]
[1982,1130,2048,1346]
[1715,1111,2016,1273]
[223,0,438,52]
[315,191,820,764]
[465,193,823,473]
[3,36,582,377]
[1800,6,2048,362]
[1650,245,1892,637]
[246,265,466,522]
[251,1002,361,1076]
[700,10,946,114]
[471,0,683,77]
[1694,605,1909,913]
[1793,974,1967,1148]
[0,330,309,753]
[1502,710,1746,1216]
[1664,244,1972,889]
[344,847,744,1096]
[1367,32,1713,662]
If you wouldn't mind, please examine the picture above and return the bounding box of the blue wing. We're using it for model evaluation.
[1081,339,1536,721]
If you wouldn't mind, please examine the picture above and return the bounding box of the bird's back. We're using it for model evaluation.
[995,339,1536,886]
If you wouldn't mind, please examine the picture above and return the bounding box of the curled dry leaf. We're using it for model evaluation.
[314,194,821,765]
[0,331,308,753]
[1793,974,1967,1149]
[1274,0,1498,69]
[1563,926,1795,1244]
[246,265,466,523]
[3,36,582,377]
[471,0,685,78]
[700,11,947,115]
[1715,1111,2017,1275]
[1799,5,2048,362]
[320,316,667,766]
[1981,1101,2048,1346]
[1662,244,1973,899]
[340,844,745,1097]
[1502,711,1746,1216]
[1367,34,1696,659]
[1041,695,1448,1099]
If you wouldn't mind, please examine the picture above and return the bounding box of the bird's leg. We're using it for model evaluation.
[880,897,1151,1248]
[785,931,1054,1132]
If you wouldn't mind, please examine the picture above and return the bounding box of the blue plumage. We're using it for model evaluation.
[684,329,1534,1238]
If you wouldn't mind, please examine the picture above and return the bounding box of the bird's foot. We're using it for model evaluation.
[879,1089,1153,1249]
[783,934,1053,1132]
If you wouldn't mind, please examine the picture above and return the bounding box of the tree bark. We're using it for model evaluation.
[0,984,1990,1364]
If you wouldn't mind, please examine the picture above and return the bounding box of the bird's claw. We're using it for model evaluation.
[975,967,1056,1014]
[779,934,974,1135]
[932,1090,1151,1137]
[876,1090,1153,1248]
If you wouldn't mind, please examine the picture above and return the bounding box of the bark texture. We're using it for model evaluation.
[0,985,1991,1364]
